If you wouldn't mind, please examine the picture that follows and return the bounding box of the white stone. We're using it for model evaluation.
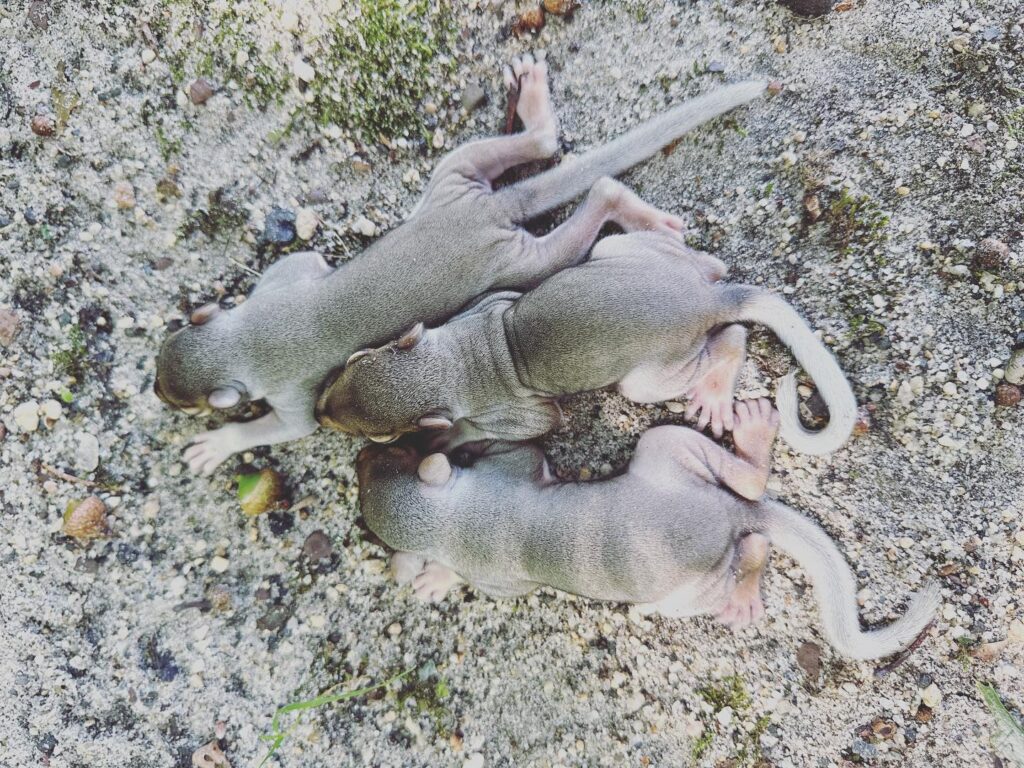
[75,432,100,472]
[40,399,62,422]
[716,706,734,726]
[959,123,974,137]
[209,556,230,574]
[1004,350,1024,385]
[280,10,300,32]
[920,683,942,708]
[295,207,319,240]
[432,129,445,149]
[463,754,484,768]
[352,216,376,237]
[13,400,40,432]
[293,57,315,83]
[141,48,156,65]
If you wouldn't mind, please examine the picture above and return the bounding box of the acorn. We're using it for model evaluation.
[235,468,284,516]
[543,0,578,14]
[512,5,545,36]
[62,496,109,540]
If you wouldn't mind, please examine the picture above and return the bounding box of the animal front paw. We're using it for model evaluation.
[183,428,239,476]
[411,561,462,603]
[391,552,426,585]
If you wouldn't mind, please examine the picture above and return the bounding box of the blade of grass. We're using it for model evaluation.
[257,668,412,768]
[978,682,1024,765]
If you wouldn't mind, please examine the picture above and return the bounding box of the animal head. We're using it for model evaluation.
[315,322,457,442]
[356,442,456,547]
[153,303,248,414]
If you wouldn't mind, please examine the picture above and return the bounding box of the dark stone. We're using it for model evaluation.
[34,733,57,756]
[24,207,39,225]
[796,641,822,679]
[917,672,933,687]
[263,206,296,245]
[152,257,174,271]
[140,637,179,682]
[256,606,292,632]
[780,0,835,15]
[267,509,294,536]
[116,543,140,564]
[0,212,12,227]
[850,738,877,760]
[97,87,122,102]
[462,80,488,112]
[302,530,333,561]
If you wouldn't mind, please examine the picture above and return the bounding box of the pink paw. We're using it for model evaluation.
[412,561,462,603]
[684,386,734,439]
[716,590,765,630]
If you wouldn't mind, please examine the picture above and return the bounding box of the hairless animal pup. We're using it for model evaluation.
[356,400,938,660]
[154,54,765,475]
[317,230,858,454]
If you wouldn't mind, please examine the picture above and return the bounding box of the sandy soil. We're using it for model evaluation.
[1,1,1023,766]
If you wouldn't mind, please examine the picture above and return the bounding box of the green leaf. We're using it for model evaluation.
[978,682,1024,765]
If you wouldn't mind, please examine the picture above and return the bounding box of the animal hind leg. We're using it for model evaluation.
[425,54,557,188]
[716,533,769,630]
[685,324,747,438]
[630,401,780,500]
[507,178,685,285]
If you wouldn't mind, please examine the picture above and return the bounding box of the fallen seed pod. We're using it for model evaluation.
[235,468,284,516]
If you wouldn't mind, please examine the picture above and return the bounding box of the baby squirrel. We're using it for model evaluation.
[317,230,857,455]
[154,55,766,474]
[357,400,938,661]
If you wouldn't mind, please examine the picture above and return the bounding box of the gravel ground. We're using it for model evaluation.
[2,1,1023,766]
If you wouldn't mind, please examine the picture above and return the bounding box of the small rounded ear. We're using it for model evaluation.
[190,302,221,325]
[396,322,425,350]
[418,415,453,431]
[207,387,241,409]
[346,348,372,366]
[417,453,452,486]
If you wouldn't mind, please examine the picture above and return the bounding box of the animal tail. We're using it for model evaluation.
[720,286,857,455]
[500,80,767,222]
[757,500,940,660]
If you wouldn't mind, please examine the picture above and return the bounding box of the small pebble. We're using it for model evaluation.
[75,432,100,472]
[995,383,1021,407]
[0,308,20,347]
[387,622,402,637]
[664,401,685,414]
[1005,350,1024,385]
[141,48,156,65]
[263,207,297,245]
[295,207,319,241]
[113,181,136,210]
[351,216,376,237]
[302,530,333,561]
[188,78,214,105]
[463,754,485,768]
[293,57,315,83]
[209,556,230,574]
[462,81,487,112]
[13,400,40,433]
[920,683,942,708]
[31,115,55,137]
[432,129,445,149]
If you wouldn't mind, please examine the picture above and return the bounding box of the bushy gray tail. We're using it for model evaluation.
[501,80,767,222]
[729,289,857,455]
[759,501,939,660]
